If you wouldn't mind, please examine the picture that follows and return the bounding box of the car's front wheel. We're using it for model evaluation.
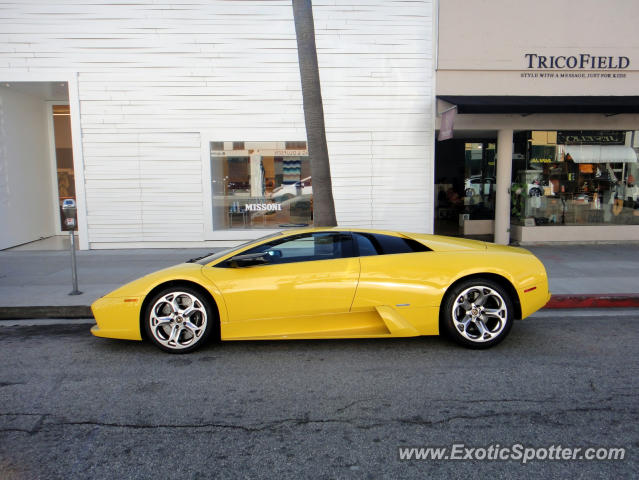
[143,286,214,353]
[441,279,514,349]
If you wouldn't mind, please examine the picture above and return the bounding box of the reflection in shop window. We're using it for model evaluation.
[210,141,312,229]
[511,130,639,226]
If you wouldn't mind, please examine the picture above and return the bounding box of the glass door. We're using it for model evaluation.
[52,105,76,231]
[463,142,496,221]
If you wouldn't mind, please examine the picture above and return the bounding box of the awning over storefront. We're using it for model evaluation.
[563,145,637,163]
[436,96,639,114]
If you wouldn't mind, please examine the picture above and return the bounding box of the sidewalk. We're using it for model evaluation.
[0,248,214,318]
[1,243,639,318]
[525,244,639,308]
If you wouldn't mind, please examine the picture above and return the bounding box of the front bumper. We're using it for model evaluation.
[91,295,143,341]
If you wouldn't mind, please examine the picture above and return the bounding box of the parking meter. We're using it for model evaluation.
[62,199,82,295]
[61,199,77,230]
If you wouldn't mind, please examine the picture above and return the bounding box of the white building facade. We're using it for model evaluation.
[0,0,435,250]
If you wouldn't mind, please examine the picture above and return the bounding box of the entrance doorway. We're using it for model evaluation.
[434,134,497,240]
[0,82,74,250]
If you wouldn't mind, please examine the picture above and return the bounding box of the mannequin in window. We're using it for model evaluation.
[613,180,625,216]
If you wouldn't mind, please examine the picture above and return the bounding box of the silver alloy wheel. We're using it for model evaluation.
[451,285,508,343]
[148,291,208,350]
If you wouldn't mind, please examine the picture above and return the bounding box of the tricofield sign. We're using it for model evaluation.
[524,53,630,70]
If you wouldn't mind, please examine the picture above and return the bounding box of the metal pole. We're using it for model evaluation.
[69,229,82,295]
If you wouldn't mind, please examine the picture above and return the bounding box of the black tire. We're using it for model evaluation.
[440,278,514,349]
[143,286,214,354]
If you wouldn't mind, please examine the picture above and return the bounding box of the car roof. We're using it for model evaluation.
[277,227,490,251]
[280,226,407,237]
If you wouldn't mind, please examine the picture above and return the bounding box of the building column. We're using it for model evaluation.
[494,129,513,245]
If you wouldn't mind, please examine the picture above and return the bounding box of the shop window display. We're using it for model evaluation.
[210,141,312,229]
[511,131,639,226]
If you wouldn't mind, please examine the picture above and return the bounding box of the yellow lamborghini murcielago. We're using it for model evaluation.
[91,228,550,353]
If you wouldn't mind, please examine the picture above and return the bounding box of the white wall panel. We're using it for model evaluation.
[313,0,434,232]
[0,86,56,249]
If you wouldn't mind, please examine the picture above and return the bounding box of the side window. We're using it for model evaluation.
[267,235,315,260]
[230,232,353,266]
[354,233,430,256]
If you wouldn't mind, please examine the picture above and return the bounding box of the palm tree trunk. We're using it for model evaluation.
[292,0,337,227]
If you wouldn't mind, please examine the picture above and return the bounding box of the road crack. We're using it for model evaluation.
[0,404,636,435]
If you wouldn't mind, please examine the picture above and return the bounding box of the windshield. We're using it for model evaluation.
[191,232,285,265]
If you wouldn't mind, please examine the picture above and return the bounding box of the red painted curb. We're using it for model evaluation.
[544,294,639,309]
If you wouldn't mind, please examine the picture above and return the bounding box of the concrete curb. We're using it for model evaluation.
[2,294,639,320]
[0,306,93,320]
[544,294,639,309]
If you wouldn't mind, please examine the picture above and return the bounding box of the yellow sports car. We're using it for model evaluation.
[91,228,550,353]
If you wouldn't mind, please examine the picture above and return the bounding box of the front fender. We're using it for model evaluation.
[91,263,230,340]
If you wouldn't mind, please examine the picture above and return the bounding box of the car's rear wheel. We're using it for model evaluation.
[143,287,213,353]
[441,278,513,349]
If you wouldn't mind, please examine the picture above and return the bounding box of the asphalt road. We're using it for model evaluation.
[0,311,637,479]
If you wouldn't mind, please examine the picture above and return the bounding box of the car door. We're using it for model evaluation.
[350,232,441,335]
[203,231,360,339]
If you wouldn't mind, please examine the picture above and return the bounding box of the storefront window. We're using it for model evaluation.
[511,131,639,226]
[210,141,312,229]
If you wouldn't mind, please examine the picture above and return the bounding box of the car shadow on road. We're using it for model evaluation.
[1,316,571,361]
[86,317,556,359]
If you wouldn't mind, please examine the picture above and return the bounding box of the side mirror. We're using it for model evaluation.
[266,249,282,258]
[228,252,268,267]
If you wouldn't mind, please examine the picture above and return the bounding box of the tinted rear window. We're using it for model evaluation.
[355,234,378,256]
[354,233,430,256]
